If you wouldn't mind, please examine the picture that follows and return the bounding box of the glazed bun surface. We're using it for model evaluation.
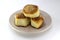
[23,4,38,14]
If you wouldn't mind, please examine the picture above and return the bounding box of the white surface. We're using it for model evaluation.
[0,0,60,40]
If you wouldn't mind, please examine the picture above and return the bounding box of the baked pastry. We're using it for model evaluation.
[31,16,44,28]
[15,13,30,26]
[23,4,40,18]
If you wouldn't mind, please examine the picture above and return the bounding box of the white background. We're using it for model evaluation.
[0,0,60,40]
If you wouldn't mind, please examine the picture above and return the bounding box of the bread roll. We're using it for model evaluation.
[31,16,44,28]
[15,13,30,26]
[23,4,40,18]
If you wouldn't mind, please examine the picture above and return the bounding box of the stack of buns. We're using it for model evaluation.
[15,4,44,28]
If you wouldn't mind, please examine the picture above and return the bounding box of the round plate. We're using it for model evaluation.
[9,10,52,34]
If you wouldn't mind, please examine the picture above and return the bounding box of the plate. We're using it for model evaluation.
[9,10,52,35]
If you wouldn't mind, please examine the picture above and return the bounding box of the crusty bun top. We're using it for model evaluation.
[16,13,26,19]
[32,16,44,23]
[23,4,38,14]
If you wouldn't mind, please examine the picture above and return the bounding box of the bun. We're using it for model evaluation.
[23,4,40,18]
[31,16,44,28]
[15,13,30,26]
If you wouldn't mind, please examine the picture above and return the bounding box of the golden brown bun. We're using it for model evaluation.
[31,16,44,28]
[23,4,40,18]
[15,13,30,26]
